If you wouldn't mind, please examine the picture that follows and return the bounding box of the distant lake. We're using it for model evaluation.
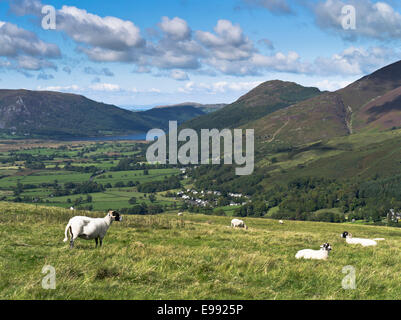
[66,132,148,141]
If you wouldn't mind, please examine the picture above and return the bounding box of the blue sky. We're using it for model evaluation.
[0,0,401,108]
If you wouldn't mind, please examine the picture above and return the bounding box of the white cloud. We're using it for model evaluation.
[314,0,401,40]
[89,83,121,92]
[159,17,191,41]
[58,6,144,51]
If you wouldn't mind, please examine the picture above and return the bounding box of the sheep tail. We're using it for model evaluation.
[373,238,385,241]
[63,223,71,242]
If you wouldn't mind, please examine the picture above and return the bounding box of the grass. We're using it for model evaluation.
[1,202,401,300]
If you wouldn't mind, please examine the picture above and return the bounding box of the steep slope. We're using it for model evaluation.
[251,60,401,146]
[355,86,401,131]
[181,81,322,130]
[249,92,351,145]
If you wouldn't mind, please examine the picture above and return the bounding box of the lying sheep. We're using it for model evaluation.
[341,231,385,247]
[63,210,122,249]
[295,243,332,260]
[177,212,183,216]
[231,218,248,230]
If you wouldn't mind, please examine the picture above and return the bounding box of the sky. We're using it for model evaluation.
[0,0,401,108]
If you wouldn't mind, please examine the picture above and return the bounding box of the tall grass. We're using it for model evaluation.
[1,201,401,299]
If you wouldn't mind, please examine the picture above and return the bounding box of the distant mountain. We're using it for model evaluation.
[181,81,322,131]
[141,105,206,129]
[154,102,227,114]
[0,90,212,138]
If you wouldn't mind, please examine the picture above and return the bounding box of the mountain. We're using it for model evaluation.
[155,102,227,114]
[244,60,401,146]
[181,81,322,131]
[141,105,206,128]
[0,90,210,138]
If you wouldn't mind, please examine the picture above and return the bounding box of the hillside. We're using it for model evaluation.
[2,201,401,300]
[155,102,227,114]
[249,60,401,146]
[182,81,322,131]
[0,90,210,138]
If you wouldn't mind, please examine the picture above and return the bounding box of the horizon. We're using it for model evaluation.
[0,0,401,106]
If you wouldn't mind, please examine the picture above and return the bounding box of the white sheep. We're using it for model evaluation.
[295,243,332,260]
[63,210,122,249]
[178,212,183,216]
[231,218,248,230]
[279,220,284,225]
[341,231,385,247]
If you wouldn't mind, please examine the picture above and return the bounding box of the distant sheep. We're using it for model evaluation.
[63,210,122,249]
[295,243,332,260]
[231,218,248,230]
[178,212,183,216]
[341,231,385,247]
[279,220,284,225]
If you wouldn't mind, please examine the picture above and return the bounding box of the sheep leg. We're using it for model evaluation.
[95,238,98,248]
[99,238,103,247]
[69,240,74,249]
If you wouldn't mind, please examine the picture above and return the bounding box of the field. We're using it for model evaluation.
[1,202,401,300]
[0,140,182,211]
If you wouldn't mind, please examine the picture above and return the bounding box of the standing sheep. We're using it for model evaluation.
[63,210,122,249]
[231,218,248,230]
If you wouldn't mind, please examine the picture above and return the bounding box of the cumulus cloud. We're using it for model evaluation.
[313,0,401,40]
[89,82,121,92]
[178,80,262,94]
[57,6,145,51]
[0,21,60,58]
[313,46,398,76]
[159,16,191,41]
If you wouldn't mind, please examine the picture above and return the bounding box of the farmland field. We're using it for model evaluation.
[1,202,401,299]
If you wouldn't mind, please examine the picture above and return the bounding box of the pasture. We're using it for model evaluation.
[1,202,401,299]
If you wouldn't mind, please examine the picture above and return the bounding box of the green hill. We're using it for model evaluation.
[182,81,322,131]
[0,90,210,139]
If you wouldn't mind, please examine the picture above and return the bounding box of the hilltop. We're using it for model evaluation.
[182,81,322,131]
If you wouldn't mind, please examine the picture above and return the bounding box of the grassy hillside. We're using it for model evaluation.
[1,202,401,299]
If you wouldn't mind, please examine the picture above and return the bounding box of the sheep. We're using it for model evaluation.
[178,212,183,216]
[279,220,284,225]
[341,231,385,247]
[63,210,122,249]
[295,243,332,260]
[231,218,248,230]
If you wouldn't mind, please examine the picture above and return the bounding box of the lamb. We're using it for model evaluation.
[63,210,122,249]
[231,218,248,230]
[341,231,385,247]
[295,243,332,260]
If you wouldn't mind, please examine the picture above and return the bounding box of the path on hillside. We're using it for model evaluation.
[267,119,290,143]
